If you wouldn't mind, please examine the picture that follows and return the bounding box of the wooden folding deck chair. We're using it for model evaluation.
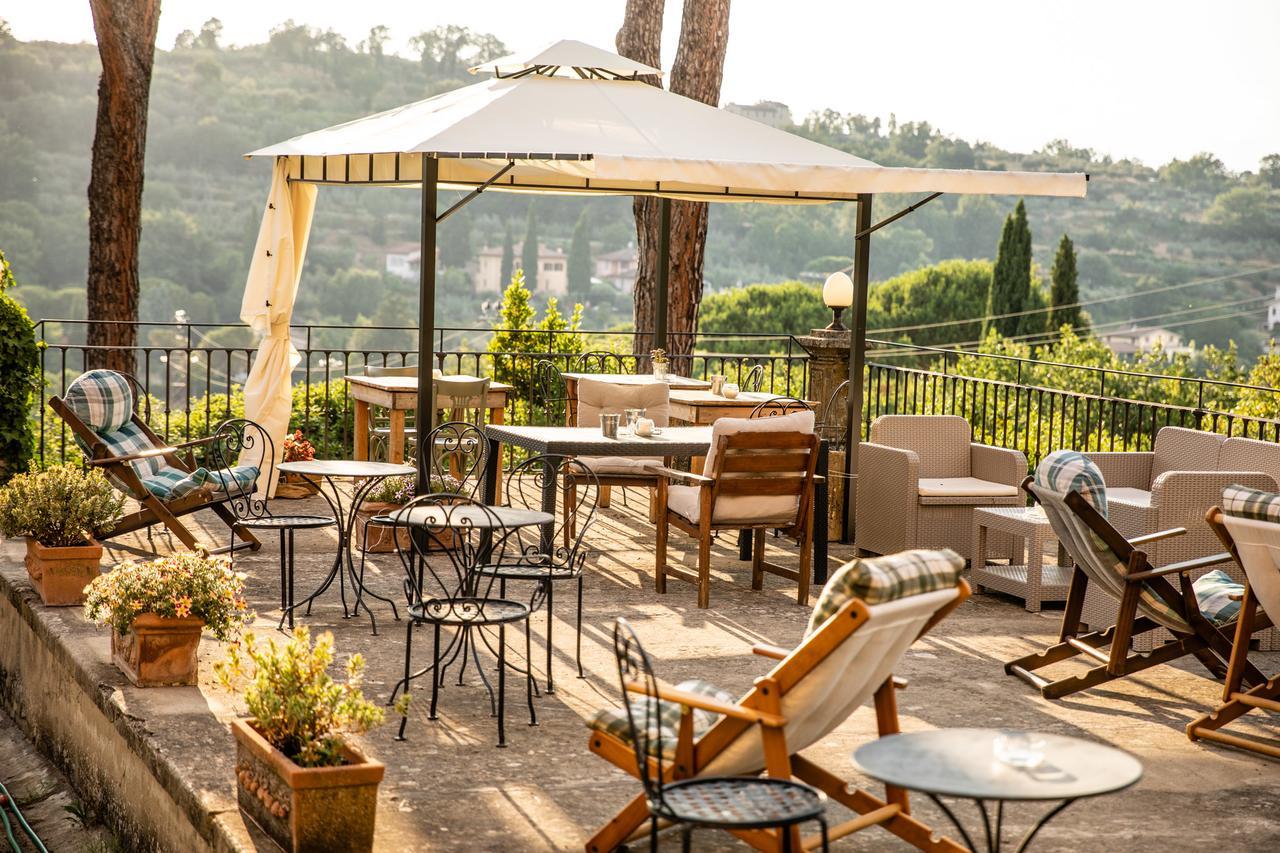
[1187,488,1280,758]
[50,370,262,554]
[1006,451,1268,700]
[586,549,971,853]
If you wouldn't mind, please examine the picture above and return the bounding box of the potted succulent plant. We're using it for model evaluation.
[357,474,462,553]
[277,430,319,499]
[83,551,250,687]
[0,464,123,606]
[650,348,670,381]
[216,627,395,853]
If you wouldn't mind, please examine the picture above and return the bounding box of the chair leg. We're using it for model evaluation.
[649,815,659,852]
[751,528,766,590]
[576,573,585,679]
[655,512,669,594]
[681,825,692,853]
[697,525,712,609]
[525,619,537,727]
[395,620,414,741]
[797,518,813,607]
[545,580,555,694]
[497,624,507,748]
[286,529,297,629]
[600,484,612,509]
[279,532,288,612]
[429,623,442,721]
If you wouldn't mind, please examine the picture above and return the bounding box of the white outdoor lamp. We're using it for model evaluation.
[822,271,854,331]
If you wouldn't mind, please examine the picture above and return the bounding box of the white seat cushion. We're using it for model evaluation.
[917,477,1019,498]
[1106,487,1152,508]
[667,484,796,526]
[574,456,657,476]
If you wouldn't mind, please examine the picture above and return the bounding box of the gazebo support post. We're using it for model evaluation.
[842,192,873,542]
[415,156,439,493]
[654,196,671,361]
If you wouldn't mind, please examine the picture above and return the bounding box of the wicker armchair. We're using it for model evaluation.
[854,415,1026,558]
[1085,427,1277,647]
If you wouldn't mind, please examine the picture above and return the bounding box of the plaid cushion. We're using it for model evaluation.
[1192,569,1244,626]
[65,370,135,433]
[142,464,260,501]
[1035,450,1108,517]
[98,420,163,479]
[1221,484,1280,523]
[806,548,964,635]
[588,678,734,757]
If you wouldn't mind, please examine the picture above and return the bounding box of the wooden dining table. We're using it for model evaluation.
[343,374,512,464]
[667,389,818,425]
[562,372,712,425]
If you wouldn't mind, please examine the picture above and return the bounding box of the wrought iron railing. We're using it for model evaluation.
[32,320,811,466]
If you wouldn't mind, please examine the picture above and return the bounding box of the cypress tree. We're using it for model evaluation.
[500,222,514,286]
[521,204,539,292]
[567,208,592,300]
[1048,233,1084,333]
[985,199,1032,338]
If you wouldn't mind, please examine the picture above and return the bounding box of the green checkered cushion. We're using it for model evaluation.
[65,370,135,434]
[1192,569,1244,626]
[1035,450,1108,517]
[141,463,260,501]
[806,549,964,635]
[588,678,734,757]
[1222,484,1280,524]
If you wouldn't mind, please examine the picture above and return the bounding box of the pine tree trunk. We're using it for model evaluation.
[616,0,665,363]
[85,0,160,374]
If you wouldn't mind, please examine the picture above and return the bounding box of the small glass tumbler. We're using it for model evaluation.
[623,407,645,434]
[600,412,620,439]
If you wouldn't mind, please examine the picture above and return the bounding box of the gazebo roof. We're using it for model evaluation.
[247,43,1086,203]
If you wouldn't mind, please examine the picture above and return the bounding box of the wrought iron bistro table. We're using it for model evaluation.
[276,459,416,634]
[852,729,1143,853]
[482,425,831,583]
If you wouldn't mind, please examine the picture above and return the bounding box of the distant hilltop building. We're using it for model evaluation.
[723,100,794,129]
[1267,286,1280,331]
[1100,325,1193,358]
[384,243,438,281]
[475,243,567,295]
[594,244,638,292]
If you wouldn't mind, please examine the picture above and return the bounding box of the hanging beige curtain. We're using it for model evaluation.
[239,158,317,494]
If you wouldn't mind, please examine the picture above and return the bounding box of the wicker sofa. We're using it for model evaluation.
[855,415,1027,558]
[1085,427,1278,647]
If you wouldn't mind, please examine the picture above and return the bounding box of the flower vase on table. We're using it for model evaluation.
[651,348,670,381]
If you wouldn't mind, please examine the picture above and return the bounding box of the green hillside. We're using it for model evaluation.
[1,22,1277,354]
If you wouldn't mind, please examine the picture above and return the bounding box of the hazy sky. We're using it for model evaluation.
[6,0,1277,171]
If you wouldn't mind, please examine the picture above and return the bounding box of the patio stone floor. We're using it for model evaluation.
[6,483,1280,851]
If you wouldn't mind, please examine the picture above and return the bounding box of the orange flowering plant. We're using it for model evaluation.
[281,430,316,463]
[83,552,251,641]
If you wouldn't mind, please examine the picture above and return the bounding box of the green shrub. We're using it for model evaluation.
[0,249,41,482]
[0,463,124,546]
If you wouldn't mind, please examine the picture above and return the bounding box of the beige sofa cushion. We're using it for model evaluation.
[1106,486,1153,508]
[573,456,657,477]
[667,410,815,525]
[869,415,972,478]
[1220,437,1280,486]
[917,477,1019,498]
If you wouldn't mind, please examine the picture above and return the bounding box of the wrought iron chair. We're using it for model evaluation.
[389,493,536,747]
[575,350,628,374]
[740,362,766,393]
[610,618,829,852]
[206,419,335,629]
[748,396,813,419]
[531,359,569,426]
[476,455,599,693]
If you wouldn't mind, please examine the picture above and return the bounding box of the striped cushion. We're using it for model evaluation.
[1192,569,1244,626]
[588,678,734,757]
[98,420,163,480]
[1035,450,1108,517]
[142,464,260,501]
[807,548,964,635]
[65,370,135,433]
[1221,484,1280,523]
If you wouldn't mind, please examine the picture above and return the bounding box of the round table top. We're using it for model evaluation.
[278,460,416,478]
[389,504,554,530]
[852,729,1142,802]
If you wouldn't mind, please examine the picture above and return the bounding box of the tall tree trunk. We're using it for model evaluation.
[619,0,731,370]
[616,0,665,364]
[85,0,161,373]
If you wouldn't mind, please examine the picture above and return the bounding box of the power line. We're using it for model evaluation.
[868,263,1280,335]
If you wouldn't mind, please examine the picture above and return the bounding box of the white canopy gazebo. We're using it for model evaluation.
[241,39,1087,534]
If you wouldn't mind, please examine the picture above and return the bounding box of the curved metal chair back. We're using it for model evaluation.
[575,351,627,374]
[204,418,274,522]
[365,364,418,378]
[393,494,511,615]
[817,380,850,450]
[749,396,813,419]
[612,618,670,808]
[421,421,487,499]
[739,362,766,393]
[501,455,599,575]
[532,359,569,426]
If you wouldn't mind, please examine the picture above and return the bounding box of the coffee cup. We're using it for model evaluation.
[635,417,655,437]
[722,382,740,399]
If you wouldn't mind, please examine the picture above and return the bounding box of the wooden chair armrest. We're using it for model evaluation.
[892,676,908,690]
[170,435,220,450]
[645,465,714,486]
[751,643,790,660]
[625,681,786,727]
[89,446,179,465]
[1128,527,1187,546]
[1126,551,1233,582]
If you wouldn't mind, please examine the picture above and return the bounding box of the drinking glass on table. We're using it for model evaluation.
[623,407,645,434]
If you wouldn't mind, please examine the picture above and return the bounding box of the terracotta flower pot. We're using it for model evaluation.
[356,502,410,553]
[231,719,383,853]
[111,613,205,687]
[24,537,103,606]
[276,471,320,500]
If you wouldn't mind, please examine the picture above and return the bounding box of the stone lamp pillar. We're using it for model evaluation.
[797,326,851,542]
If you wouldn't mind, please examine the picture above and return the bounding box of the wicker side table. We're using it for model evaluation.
[971,506,1072,612]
